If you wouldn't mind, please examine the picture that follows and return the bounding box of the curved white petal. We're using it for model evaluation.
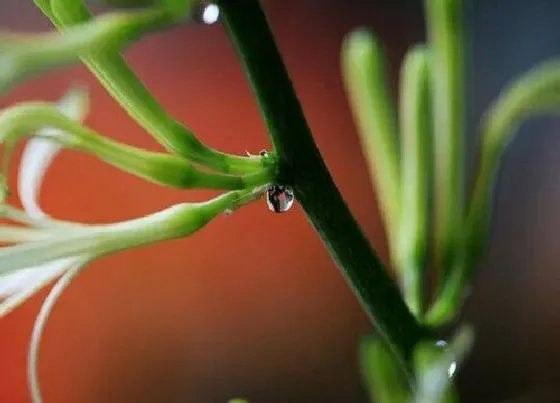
[0,87,89,305]
[19,138,62,220]
[28,257,90,403]
[19,86,89,220]
[0,258,79,317]
[0,205,80,229]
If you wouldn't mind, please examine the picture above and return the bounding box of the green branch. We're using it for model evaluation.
[0,103,272,190]
[215,0,426,360]
[33,0,265,174]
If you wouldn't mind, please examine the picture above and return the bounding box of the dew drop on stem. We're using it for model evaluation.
[266,184,294,213]
[192,2,220,25]
[258,150,294,213]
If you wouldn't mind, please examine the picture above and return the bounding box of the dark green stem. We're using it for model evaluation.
[216,0,427,359]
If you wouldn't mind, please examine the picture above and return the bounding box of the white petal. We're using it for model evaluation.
[27,257,89,403]
[0,226,64,243]
[0,205,80,229]
[0,258,80,317]
[0,87,90,319]
[0,202,200,277]
[18,86,89,220]
[0,229,96,277]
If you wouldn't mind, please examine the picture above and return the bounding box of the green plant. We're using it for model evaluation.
[1,0,559,401]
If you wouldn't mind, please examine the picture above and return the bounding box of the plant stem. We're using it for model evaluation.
[216,0,427,359]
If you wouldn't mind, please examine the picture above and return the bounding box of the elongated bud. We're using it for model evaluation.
[394,45,432,318]
[424,0,466,285]
[342,29,401,248]
[426,58,560,326]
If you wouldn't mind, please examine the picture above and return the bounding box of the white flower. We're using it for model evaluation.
[0,90,89,310]
[0,87,90,403]
[0,87,89,315]
[0,87,264,403]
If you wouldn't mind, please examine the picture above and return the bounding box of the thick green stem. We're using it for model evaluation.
[215,0,426,360]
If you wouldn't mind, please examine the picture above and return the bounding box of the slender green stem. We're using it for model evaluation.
[33,0,264,174]
[0,103,272,190]
[0,11,165,94]
[0,188,262,276]
[216,0,427,360]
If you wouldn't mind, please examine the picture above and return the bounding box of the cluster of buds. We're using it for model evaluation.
[342,0,560,401]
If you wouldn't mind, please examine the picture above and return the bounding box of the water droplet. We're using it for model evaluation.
[192,2,220,25]
[448,361,457,377]
[266,184,294,213]
[434,339,457,378]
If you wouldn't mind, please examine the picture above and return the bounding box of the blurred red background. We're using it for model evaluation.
[2,1,560,402]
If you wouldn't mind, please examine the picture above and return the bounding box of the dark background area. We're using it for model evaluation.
[1,0,560,402]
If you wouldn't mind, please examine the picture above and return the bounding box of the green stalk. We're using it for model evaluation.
[0,103,272,190]
[215,0,427,362]
[33,0,264,174]
[0,188,262,276]
[0,11,165,94]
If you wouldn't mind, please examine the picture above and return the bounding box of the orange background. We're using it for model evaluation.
[2,1,560,402]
